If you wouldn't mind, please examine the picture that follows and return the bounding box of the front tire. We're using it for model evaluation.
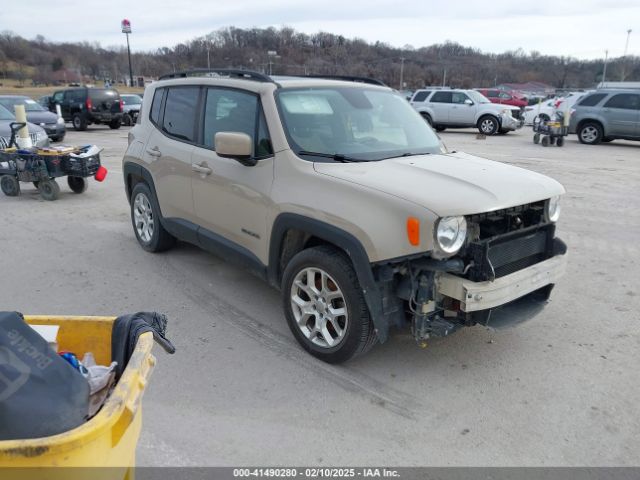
[282,246,377,363]
[130,182,175,252]
[578,122,603,145]
[478,115,499,135]
[38,178,60,201]
[67,176,88,194]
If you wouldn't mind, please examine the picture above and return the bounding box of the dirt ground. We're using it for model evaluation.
[0,125,638,466]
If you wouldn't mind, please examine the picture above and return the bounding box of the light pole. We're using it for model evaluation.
[621,29,632,81]
[121,19,134,87]
[602,50,609,86]
[267,50,279,75]
[399,56,405,90]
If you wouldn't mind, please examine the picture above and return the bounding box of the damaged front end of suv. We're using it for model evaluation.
[373,198,568,344]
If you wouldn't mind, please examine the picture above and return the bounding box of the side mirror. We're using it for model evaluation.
[464,99,474,106]
[214,132,255,166]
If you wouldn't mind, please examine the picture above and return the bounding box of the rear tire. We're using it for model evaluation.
[533,133,540,144]
[109,119,121,130]
[67,176,88,194]
[434,126,446,132]
[130,182,175,252]
[1,175,20,197]
[578,122,603,145]
[122,113,133,126]
[38,178,60,201]
[72,114,87,131]
[282,245,377,364]
[556,137,565,147]
[541,136,550,147]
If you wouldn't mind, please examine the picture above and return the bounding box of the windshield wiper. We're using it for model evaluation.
[379,152,432,160]
[297,150,365,163]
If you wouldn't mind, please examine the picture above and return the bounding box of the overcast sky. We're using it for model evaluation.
[2,0,638,59]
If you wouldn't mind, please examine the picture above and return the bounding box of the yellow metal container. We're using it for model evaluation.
[0,316,156,478]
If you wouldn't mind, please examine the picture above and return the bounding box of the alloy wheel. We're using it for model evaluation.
[290,267,348,348]
[133,192,155,244]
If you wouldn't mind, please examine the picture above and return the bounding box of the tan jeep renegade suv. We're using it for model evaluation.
[123,69,567,363]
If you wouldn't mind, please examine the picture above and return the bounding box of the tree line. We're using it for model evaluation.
[0,27,637,90]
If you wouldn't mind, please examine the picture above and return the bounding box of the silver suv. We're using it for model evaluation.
[569,89,640,144]
[123,69,567,363]
[410,88,523,134]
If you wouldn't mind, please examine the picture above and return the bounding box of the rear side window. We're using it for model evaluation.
[603,93,640,110]
[486,90,499,98]
[430,91,452,103]
[412,91,430,102]
[162,86,200,142]
[149,88,164,125]
[579,93,607,107]
[89,89,119,102]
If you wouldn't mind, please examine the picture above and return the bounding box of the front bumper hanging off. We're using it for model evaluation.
[436,254,567,313]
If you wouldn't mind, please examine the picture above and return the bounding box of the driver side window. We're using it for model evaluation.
[451,92,470,104]
[202,88,273,157]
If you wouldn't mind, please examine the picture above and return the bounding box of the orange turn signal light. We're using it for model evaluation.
[407,217,420,246]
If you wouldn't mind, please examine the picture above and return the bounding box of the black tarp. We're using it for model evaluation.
[0,311,89,440]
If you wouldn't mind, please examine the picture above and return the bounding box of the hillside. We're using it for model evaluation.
[0,27,637,90]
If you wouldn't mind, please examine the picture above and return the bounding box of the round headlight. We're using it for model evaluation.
[546,196,561,222]
[436,216,467,255]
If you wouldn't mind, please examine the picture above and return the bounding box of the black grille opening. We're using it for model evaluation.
[463,222,554,282]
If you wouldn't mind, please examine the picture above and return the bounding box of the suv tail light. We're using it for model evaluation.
[119,99,124,112]
[86,98,93,110]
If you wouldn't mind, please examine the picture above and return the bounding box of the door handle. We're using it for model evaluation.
[192,163,212,175]
[145,147,161,157]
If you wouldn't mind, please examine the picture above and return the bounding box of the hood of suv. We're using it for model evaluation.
[313,151,565,216]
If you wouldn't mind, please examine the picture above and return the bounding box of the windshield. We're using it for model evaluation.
[0,104,15,120]
[277,87,444,161]
[467,90,491,104]
[0,97,45,112]
[122,94,142,104]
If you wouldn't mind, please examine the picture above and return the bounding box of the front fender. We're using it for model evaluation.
[268,213,389,343]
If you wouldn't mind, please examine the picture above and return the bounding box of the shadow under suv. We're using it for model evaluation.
[569,89,640,145]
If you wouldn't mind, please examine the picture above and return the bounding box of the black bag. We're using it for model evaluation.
[0,311,89,440]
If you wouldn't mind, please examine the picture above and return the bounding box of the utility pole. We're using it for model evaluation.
[442,68,447,87]
[621,29,632,81]
[399,57,405,90]
[207,44,211,69]
[602,49,609,86]
[121,19,134,87]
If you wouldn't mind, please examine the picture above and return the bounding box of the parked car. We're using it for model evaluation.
[121,94,143,126]
[475,88,528,108]
[0,104,50,148]
[569,89,640,144]
[0,95,65,142]
[122,70,567,363]
[410,88,523,134]
[48,87,123,131]
[523,92,586,125]
[37,95,51,108]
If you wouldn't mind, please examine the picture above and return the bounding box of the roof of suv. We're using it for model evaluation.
[152,70,390,94]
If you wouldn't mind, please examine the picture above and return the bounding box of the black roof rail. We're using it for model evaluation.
[302,75,387,87]
[158,68,275,83]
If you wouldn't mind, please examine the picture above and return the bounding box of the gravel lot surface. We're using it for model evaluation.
[1,125,638,466]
